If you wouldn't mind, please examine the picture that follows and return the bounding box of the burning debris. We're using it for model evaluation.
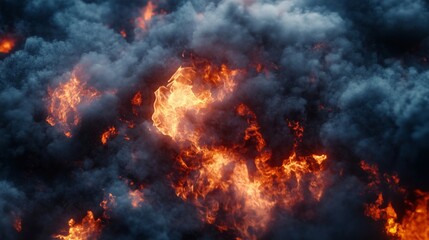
[0,0,429,239]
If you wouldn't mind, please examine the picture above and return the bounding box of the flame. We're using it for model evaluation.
[100,193,116,212]
[136,1,156,30]
[101,127,118,145]
[365,191,429,240]
[400,190,429,240]
[131,91,143,116]
[54,211,102,240]
[100,193,116,219]
[131,91,143,106]
[129,189,144,208]
[361,161,429,239]
[0,37,15,53]
[152,63,237,143]
[46,72,100,137]
[152,61,327,239]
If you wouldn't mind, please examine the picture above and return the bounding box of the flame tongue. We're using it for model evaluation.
[152,61,327,239]
[46,71,100,137]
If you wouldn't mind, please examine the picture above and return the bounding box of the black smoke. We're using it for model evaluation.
[0,0,428,239]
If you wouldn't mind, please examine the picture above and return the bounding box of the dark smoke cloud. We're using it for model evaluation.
[0,0,428,239]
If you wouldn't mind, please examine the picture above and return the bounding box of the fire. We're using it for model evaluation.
[136,1,156,30]
[366,191,429,240]
[152,62,237,143]
[131,91,143,115]
[129,189,144,208]
[101,127,118,145]
[131,91,143,106]
[54,211,102,240]
[0,37,15,53]
[46,71,100,137]
[152,61,328,239]
[400,190,429,240]
[361,161,429,239]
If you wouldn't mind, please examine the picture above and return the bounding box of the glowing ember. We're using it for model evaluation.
[136,1,156,30]
[131,91,143,116]
[120,30,127,38]
[54,211,102,240]
[0,37,15,53]
[13,217,22,232]
[46,71,100,137]
[152,61,327,239]
[131,91,143,106]
[101,127,118,145]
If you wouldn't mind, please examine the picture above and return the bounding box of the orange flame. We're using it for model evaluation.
[366,191,429,240]
[152,61,327,239]
[54,211,102,240]
[361,161,429,239]
[131,91,143,106]
[0,37,15,53]
[46,72,100,137]
[152,63,237,143]
[136,1,156,30]
[101,127,118,145]
[129,189,145,208]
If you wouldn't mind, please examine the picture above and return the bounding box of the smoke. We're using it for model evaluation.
[1,0,428,239]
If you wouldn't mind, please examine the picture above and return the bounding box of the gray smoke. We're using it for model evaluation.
[1,0,428,239]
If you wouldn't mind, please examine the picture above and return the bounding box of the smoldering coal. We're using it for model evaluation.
[0,0,428,239]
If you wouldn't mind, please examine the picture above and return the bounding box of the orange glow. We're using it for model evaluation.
[152,61,327,239]
[400,190,429,240]
[54,211,102,240]
[361,161,429,239]
[131,91,143,106]
[129,189,144,208]
[13,217,22,232]
[365,191,429,240]
[136,1,156,30]
[0,37,15,53]
[152,62,237,143]
[101,127,118,145]
[46,71,100,137]
[100,193,116,211]
[120,30,127,38]
[131,91,143,116]
[100,193,116,219]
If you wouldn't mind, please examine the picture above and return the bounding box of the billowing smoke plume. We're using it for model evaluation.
[1,0,428,239]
